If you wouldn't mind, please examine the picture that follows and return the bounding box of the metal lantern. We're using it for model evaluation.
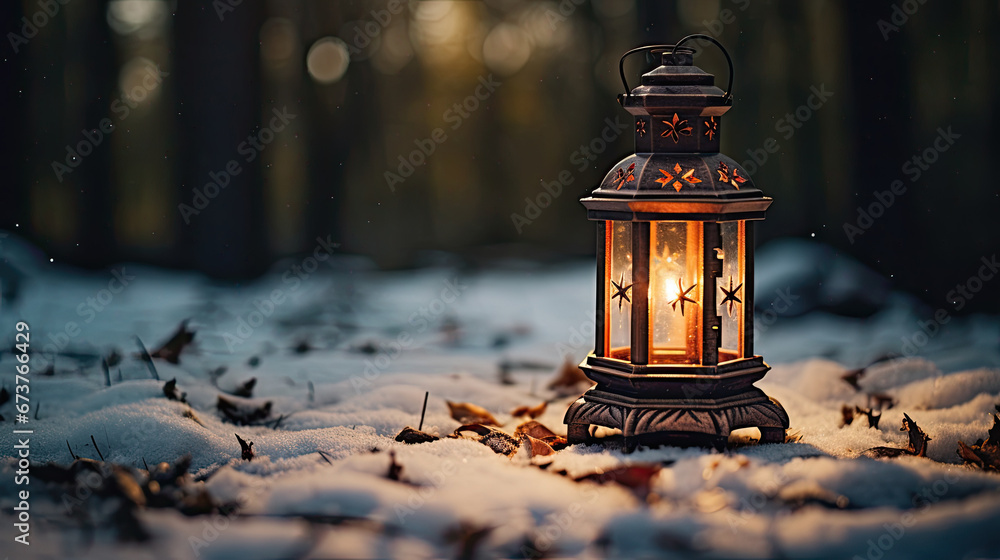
[564,36,789,450]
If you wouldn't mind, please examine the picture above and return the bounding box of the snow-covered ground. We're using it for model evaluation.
[0,235,999,559]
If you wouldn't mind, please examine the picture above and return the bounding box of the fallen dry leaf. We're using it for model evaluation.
[864,413,931,458]
[840,404,855,427]
[574,464,663,500]
[454,423,519,457]
[855,405,881,429]
[151,320,195,364]
[519,435,556,458]
[514,420,568,450]
[217,395,272,425]
[868,392,896,410]
[387,450,403,481]
[230,377,257,398]
[957,414,1000,472]
[546,361,593,395]
[235,433,254,461]
[395,426,440,444]
[510,401,548,419]
[841,367,865,390]
[163,378,186,403]
[446,401,500,426]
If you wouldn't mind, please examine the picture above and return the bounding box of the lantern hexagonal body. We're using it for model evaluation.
[564,43,789,450]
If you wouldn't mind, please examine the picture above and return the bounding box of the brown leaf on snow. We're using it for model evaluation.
[163,378,187,403]
[864,413,931,459]
[514,420,568,450]
[510,401,547,419]
[855,406,882,429]
[217,395,272,425]
[235,433,254,461]
[387,450,403,481]
[547,360,592,392]
[841,367,865,390]
[229,377,257,398]
[520,435,556,458]
[454,423,520,457]
[840,404,855,427]
[446,400,500,426]
[869,392,896,410]
[957,414,1000,472]
[395,426,440,444]
[574,464,663,500]
[151,320,195,364]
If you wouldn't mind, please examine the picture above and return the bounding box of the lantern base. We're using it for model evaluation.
[564,386,789,452]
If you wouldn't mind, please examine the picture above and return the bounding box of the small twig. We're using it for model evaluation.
[102,358,111,387]
[308,381,315,404]
[33,401,40,420]
[271,414,285,430]
[142,457,150,472]
[135,336,160,380]
[316,449,333,465]
[418,391,429,431]
[67,440,77,461]
[90,434,105,462]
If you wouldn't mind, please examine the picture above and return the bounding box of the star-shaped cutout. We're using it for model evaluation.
[704,117,718,140]
[611,272,633,311]
[716,161,747,189]
[614,162,636,190]
[636,120,646,137]
[654,163,702,192]
[667,278,698,316]
[719,276,743,317]
[660,113,692,143]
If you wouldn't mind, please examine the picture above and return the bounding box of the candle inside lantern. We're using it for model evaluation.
[649,221,702,364]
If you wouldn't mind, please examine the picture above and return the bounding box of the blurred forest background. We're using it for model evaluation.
[1,0,998,312]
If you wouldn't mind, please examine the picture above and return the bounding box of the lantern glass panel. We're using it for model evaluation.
[606,221,632,361]
[649,221,703,364]
[718,221,746,361]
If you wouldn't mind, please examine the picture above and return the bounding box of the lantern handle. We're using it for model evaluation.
[618,34,734,104]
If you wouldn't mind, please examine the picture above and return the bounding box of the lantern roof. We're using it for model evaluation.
[619,49,732,117]
[583,40,771,221]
